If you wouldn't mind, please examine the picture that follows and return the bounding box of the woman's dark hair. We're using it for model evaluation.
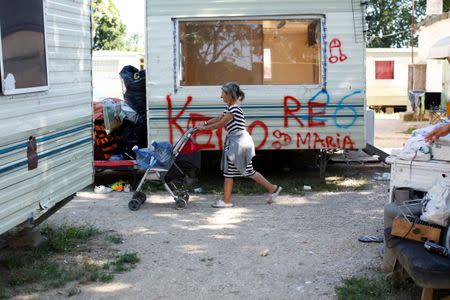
[222,82,245,102]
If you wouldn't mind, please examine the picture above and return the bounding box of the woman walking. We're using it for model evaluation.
[197,82,282,208]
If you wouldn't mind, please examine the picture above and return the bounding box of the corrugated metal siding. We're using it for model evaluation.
[146,0,366,150]
[0,0,93,235]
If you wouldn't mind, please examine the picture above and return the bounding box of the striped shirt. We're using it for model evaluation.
[223,105,246,134]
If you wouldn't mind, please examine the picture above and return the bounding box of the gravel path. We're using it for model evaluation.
[33,176,389,300]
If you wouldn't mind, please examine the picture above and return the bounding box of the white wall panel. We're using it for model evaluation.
[146,0,366,151]
[0,0,93,235]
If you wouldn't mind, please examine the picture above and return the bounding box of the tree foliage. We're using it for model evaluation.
[366,0,426,48]
[444,0,450,12]
[92,0,126,50]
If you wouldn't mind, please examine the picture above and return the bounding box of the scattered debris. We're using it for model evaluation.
[94,185,113,194]
[373,172,390,181]
[260,248,269,256]
[303,185,312,191]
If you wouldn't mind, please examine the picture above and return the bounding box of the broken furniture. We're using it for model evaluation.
[384,157,450,299]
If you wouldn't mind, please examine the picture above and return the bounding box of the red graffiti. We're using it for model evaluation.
[187,113,223,150]
[167,94,192,144]
[248,120,268,150]
[296,132,355,149]
[164,93,359,151]
[272,130,292,149]
[328,38,347,64]
[284,96,327,128]
[308,102,326,127]
[284,96,304,127]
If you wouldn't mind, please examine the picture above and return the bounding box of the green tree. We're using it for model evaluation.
[366,0,426,48]
[92,0,126,50]
[444,0,450,12]
[124,33,144,52]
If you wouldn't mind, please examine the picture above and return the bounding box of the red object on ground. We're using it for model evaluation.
[94,160,135,167]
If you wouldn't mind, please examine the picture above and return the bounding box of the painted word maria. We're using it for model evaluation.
[295,132,355,150]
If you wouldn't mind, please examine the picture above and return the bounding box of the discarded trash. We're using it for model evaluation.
[374,172,391,181]
[305,281,312,285]
[193,187,203,193]
[303,185,312,191]
[124,184,131,193]
[358,235,383,243]
[111,180,127,191]
[94,185,113,194]
[260,248,269,256]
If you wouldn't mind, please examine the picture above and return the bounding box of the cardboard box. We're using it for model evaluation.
[391,217,442,243]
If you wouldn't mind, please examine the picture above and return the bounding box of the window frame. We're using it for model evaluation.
[374,60,395,80]
[173,15,325,92]
[0,0,50,95]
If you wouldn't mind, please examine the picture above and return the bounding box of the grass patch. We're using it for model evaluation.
[335,274,420,300]
[142,151,383,195]
[111,252,139,272]
[143,167,374,195]
[0,225,138,298]
[402,127,416,134]
[108,234,123,244]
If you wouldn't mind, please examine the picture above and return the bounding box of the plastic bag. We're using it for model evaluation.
[119,65,146,115]
[132,146,157,169]
[420,176,450,226]
[102,98,122,134]
[119,100,138,123]
[151,141,173,165]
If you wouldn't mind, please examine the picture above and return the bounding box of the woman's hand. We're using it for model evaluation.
[425,123,450,144]
[196,124,207,131]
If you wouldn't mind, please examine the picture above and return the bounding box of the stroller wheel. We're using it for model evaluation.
[175,198,187,210]
[133,191,147,203]
[128,199,141,211]
[177,191,190,202]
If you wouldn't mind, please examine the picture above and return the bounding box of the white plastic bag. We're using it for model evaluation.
[102,98,121,134]
[420,176,450,226]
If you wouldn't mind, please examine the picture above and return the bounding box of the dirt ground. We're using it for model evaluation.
[374,113,430,150]
[18,114,426,300]
[33,182,387,300]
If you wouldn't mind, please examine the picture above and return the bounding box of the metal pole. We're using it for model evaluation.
[411,0,415,89]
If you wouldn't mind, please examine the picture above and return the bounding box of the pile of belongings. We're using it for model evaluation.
[386,122,450,163]
[93,65,147,160]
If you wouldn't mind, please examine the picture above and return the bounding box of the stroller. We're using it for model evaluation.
[129,127,201,210]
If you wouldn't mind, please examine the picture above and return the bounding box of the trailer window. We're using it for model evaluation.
[179,19,321,86]
[375,61,394,80]
[0,0,48,95]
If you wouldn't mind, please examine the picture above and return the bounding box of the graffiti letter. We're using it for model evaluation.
[342,135,355,149]
[284,96,304,128]
[334,90,362,129]
[187,113,220,150]
[167,95,192,144]
[313,133,327,149]
[248,120,268,150]
[325,136,337,148]
[308,102,326,128]
[296,133,311,149]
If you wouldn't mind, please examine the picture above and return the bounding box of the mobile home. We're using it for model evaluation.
[0,0,93,235]
[146,0,367,152]
[366,48,417,111]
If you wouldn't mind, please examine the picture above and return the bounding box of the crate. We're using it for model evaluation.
[391,216,442,243]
